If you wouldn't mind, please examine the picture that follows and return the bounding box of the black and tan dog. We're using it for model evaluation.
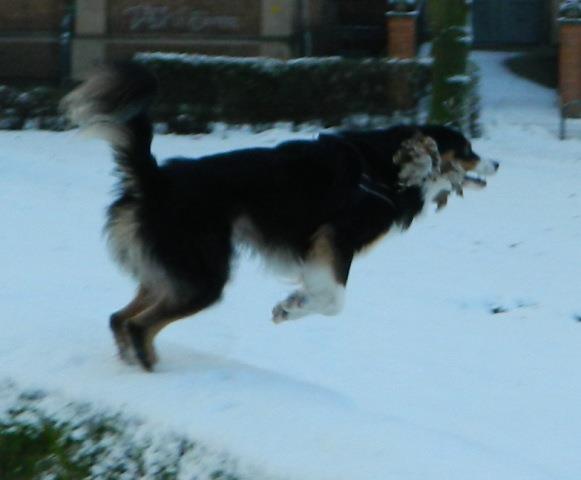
[62,63,498,371]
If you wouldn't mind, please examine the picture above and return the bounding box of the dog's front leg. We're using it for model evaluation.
[271,267,346,323]
[272,226,352,323]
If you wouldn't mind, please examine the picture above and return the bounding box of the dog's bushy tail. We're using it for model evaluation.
[61,62,159,196]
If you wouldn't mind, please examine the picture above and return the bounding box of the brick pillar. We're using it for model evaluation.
[386,11,418,59]
[261,0,296,58]
[71,0,107,79]
[559,19,581,111]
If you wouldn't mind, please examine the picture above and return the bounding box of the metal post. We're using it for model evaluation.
[59,3,75,86]
[560,105,566,140]
[300,0,313,56]
[560,100,581,140]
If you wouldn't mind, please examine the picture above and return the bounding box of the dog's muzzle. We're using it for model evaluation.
[464,158,500,188]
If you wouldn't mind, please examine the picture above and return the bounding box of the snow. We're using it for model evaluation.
[138,52,417,70]
[1,52,581,479]
[446,74,471,84]
[559,0,581,18]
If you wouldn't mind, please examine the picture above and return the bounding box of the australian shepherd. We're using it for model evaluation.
[62,62,499,371]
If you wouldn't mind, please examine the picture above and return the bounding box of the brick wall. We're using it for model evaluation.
[0,0,69,80]
[559,20,581,109]
[0,0,65,31]
[0,0,422,81]
[72,0,298,79]
[107,0,261,35]
[0,40,62,80]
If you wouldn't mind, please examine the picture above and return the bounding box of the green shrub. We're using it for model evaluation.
[427,0,472,131]
[467,60,483,138]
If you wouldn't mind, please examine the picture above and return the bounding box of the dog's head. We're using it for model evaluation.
[395,126,499,209]
[422,125,499,184]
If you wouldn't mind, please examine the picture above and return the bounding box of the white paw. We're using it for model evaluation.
[272,291,309,324]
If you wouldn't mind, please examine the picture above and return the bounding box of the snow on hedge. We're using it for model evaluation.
[560,0,581,18]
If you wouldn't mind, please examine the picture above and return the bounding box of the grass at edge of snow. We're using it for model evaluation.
[0,378,270,480]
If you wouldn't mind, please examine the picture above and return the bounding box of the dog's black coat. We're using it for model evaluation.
[63,62,488,370]
[112,120,474,282]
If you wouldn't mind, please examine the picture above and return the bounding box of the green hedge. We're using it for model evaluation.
[136,53,432,132]
[0,85,67,130]
[0,55,446,135]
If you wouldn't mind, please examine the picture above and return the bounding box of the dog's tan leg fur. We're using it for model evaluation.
[308,226,342,282]
[124,299,209,371]
[110,285,154,361]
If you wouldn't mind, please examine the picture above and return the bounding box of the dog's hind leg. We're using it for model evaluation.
[272,226,353,323]
[109,285,154,363]
[125,271,228,371]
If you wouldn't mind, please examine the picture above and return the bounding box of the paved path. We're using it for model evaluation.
[473,51,580,138]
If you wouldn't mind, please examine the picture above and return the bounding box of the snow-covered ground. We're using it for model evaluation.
[2,52,581,479]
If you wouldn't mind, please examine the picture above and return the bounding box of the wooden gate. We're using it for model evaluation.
[473,0,548,46]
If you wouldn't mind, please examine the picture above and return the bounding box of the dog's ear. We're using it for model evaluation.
[419,135,441,171]
[393,133,442,187]
[393,132,425,166]
[439,154,466,196]
[393,133,440,169]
